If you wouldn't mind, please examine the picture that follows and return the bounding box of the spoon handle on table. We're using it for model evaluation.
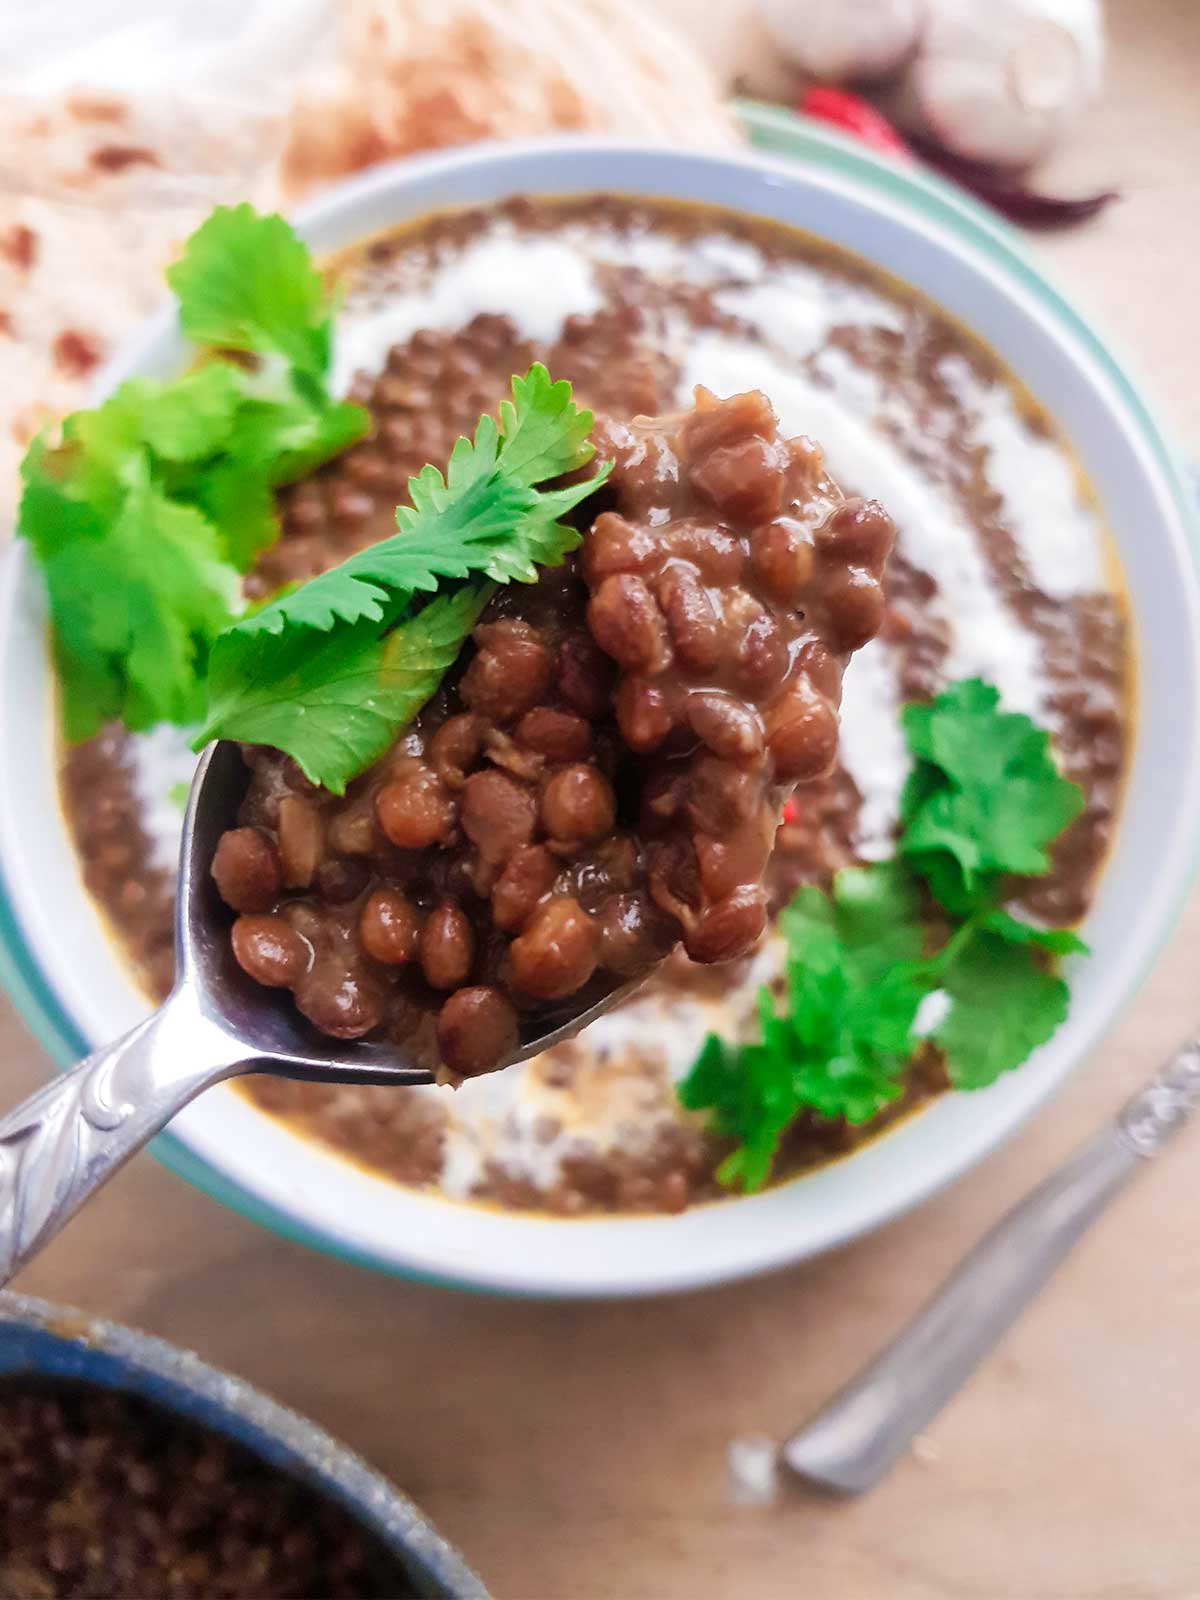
[0,991,238,1287]
[780,1038,1200,1497]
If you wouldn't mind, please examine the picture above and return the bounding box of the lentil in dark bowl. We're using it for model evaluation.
[0,1292,487,1600]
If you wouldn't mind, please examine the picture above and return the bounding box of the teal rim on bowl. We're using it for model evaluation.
[1,113,1197,1296]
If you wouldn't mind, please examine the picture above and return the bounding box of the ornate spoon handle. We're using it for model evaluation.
[0,991,241,1287]
[779,1037,1200,1497]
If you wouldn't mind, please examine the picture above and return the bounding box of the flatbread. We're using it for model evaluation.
[0,0,737,525]
[282,0,739,191]
[0,88,288,512]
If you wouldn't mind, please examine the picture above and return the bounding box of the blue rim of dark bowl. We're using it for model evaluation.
[0,1290,490,1599]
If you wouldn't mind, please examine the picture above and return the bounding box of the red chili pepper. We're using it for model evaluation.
[906,133,1119,230]
[799,86,911,160]
[782,795,801,826]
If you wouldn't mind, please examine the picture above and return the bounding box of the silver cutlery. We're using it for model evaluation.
[0,741,639,1286]
[731,1036,1200,1500]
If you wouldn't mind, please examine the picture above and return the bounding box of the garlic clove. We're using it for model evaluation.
[757,0,926,85]
[890,0,1104,168]
[1009,20,1087,114]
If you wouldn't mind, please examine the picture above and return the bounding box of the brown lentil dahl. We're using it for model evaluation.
[57,193,1128,1217]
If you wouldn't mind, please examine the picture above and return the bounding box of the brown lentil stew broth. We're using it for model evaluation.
[0,1381,414,1600]
[58,194,1130,1215]
[213,388,893,1077]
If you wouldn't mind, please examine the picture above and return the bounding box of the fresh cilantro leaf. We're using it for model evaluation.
[189,465,280,573]
[934,932,1070,1089]
[266,401,373,487]
[979,909,1088,957]
[899,678,1084,904]
[217,376,368,486]
[18,202,364,741]
[906,847,980,920]
[787,964,926,1123]
[18,436,110,560]
[223,369,605,651]
[29,455,238,739]
[679,863,933,1191]
[781,877,930,1122]
[130,366,242,462]
[166,203,333,381]
[681,682,1089,1193]
[786,860,925,980]
[201,584,493,794]
[197,367,610,793]
[172,387,367,571]
[496,363,603,481]
[681,1033,796,1194]
[55,368,239,481]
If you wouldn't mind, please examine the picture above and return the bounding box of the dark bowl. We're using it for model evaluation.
[0,1290,489,1600]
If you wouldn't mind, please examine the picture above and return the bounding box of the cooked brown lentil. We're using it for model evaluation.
[211,387,892,1078]
[0,1381,415,1600]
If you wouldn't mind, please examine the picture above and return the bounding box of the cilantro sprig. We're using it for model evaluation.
[19,198,609,778]
[681,863,930,1191]
[899,678,1084,913]
[166,204,336,385]
[679,679,1088,1192]
[196,366,611,793]
[18,204,367,741]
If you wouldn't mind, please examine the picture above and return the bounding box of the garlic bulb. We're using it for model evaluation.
[899,0,1104,166]
[757,0,925,83]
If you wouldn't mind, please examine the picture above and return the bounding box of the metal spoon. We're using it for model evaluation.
[0,740,639,1286]
[729,1032,1200,1501]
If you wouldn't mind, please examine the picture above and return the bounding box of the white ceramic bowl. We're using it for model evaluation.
[2,116,1199,1297]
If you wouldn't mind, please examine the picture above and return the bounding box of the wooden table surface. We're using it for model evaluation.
[3,1,1199,1595]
